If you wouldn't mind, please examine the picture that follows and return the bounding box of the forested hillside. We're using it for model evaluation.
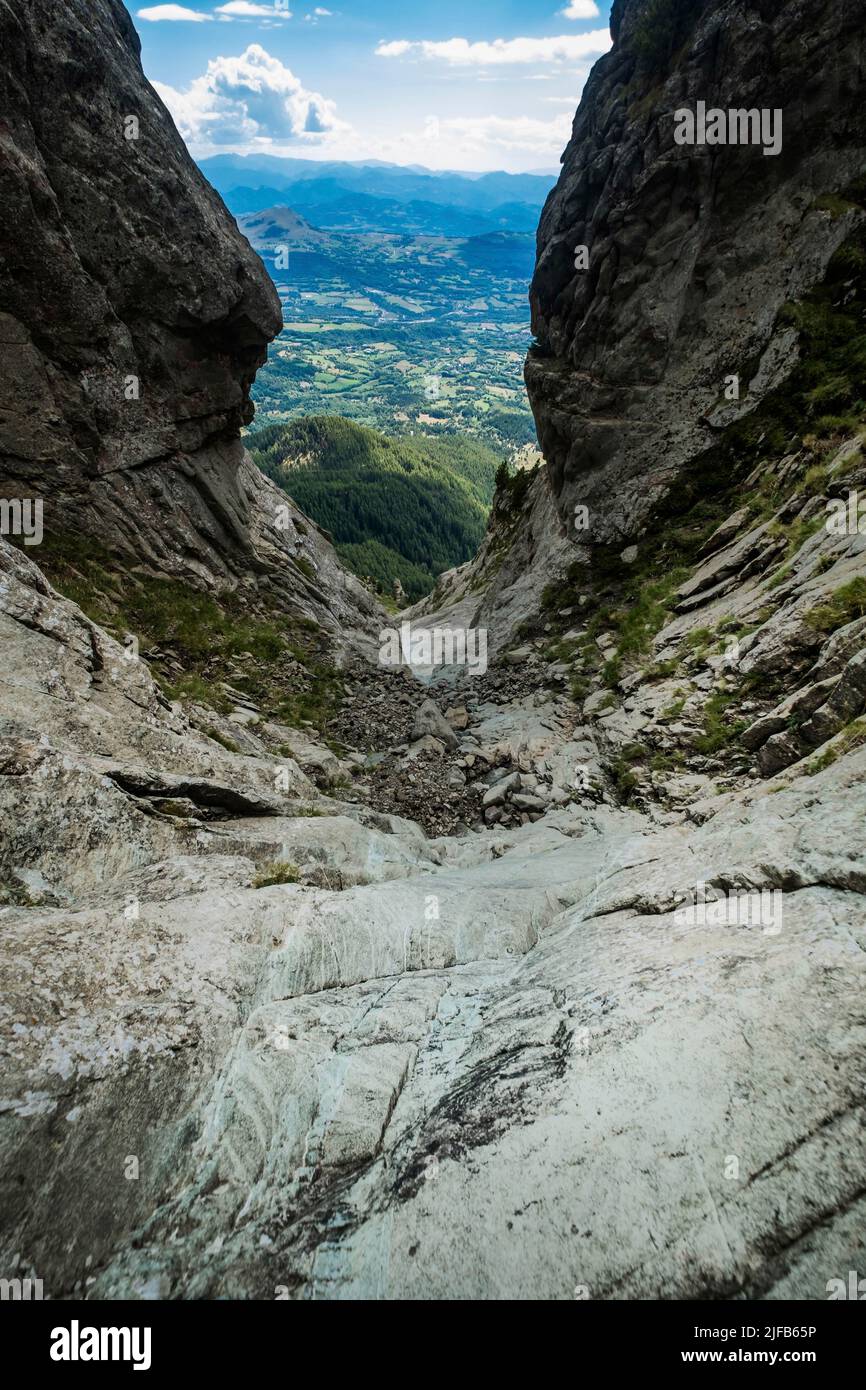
[248,416,503,600]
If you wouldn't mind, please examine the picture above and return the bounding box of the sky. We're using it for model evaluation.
[128,1,614,173]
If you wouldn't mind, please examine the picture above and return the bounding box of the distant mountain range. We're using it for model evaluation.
[199,155,556,237]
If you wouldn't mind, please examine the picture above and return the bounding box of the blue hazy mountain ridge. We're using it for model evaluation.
[199,154,556,213]
[199,155,554,236]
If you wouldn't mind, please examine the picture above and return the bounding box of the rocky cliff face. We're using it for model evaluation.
[526,0,866,542]
[2,0,866,1304]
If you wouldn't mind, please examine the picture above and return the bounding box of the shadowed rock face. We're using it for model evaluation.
[0,0,284,585]
[526,0,866,541]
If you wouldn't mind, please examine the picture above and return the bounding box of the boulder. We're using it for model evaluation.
[482,771,521,807]
[404,735,446,759]
[411,699,459,750]
[504,646,533,665]
[445,705,470,731]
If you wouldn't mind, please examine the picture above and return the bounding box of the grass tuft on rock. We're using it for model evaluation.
[33,533,344,733]
[253,860,301,889]
[805,578,866,633]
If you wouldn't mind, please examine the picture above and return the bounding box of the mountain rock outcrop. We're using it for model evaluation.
[526,0,866,542]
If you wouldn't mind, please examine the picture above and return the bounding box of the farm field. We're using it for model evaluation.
[240,207,541,455]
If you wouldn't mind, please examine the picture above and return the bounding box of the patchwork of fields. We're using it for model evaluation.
[241,209,540,455]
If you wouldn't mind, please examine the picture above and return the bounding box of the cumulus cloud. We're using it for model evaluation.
[153,44,347,150]
[560,1,600,18]
[376,40,413,57]
[374,31,611,66]
[136,5,209,20]
[138,2,295,21]
[216,0,294,16]
[216,1,292,16]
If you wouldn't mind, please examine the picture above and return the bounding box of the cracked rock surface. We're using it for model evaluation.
[2,535,865,1300]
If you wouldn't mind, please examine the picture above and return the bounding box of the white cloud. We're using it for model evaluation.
[375,31,611,66]
[431,113,573,157]
[153,44,347,150]
[136,4,209,19]
[299,110,571,172]
[215,2,292,17]
[376,40,412,57]
[560,1,600,18]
